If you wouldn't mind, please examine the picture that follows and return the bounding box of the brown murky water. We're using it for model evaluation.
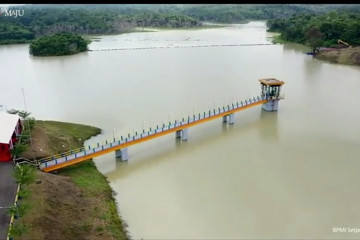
[1,21,360,239]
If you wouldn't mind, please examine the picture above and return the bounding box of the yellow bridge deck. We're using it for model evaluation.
[39,96,268,172]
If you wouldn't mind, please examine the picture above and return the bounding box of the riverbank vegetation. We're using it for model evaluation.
[267,10,360,47]
[21,120,100,159]
[267,10,360,66]
[29,32,88,56]
[8,120,130,239]
[0,4,357,44]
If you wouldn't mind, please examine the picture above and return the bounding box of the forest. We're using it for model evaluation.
[267,10,360,46]
[1,4,360,45]
[0,5,202,44]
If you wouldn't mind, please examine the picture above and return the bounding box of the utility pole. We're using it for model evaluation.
[21,88,33,159]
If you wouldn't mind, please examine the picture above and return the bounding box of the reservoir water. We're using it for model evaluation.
[1,21,360,239]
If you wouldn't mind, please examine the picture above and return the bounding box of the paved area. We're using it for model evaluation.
[0,162,17,240]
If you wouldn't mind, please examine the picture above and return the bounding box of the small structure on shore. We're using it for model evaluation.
[0,111,23,162]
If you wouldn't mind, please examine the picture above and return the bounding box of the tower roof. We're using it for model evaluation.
[259,78,285,86]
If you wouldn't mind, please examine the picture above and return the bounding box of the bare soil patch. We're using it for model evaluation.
[315,47,360,66]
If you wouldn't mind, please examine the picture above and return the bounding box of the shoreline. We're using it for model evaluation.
[270,35,360,66]
[11,120,130,239]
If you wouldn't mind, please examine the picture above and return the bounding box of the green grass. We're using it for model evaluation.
[36,120,101,153]
[270,34,288,44]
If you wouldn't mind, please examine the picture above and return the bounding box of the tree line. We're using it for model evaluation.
[267,10,360,47]
[1,4,360,45]
[0,6,202,44]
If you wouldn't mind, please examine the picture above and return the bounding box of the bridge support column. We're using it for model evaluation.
[223,114,235,124]
[176,128,188,141]
[181,128,188,141]
[262,99,279,112]
[115,148,128,161]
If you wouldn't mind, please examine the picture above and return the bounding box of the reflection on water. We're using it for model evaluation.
[258,110,278,141]
[1,21,360,239]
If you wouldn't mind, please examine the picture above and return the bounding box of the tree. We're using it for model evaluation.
[10,143,28,157]
[12,164,36,185]
[305,26,324,54]
[17,110,31,119]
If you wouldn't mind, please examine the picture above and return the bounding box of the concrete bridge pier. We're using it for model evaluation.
[262,99,279,111]
[115,148,129,161]
[223,113,235,124]
[176,128,188,141]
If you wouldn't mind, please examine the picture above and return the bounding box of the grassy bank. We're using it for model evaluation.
[270,34,289,44]
[21,120,101,160]
[11,121,130,240]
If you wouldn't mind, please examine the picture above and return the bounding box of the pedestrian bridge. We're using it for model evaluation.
[38,78,285,172]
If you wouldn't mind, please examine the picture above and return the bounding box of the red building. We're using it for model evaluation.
[0,112,23,162]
